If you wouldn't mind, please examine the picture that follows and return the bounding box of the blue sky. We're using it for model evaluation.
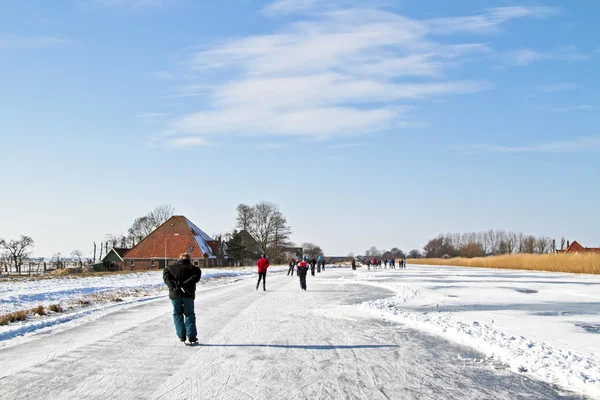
[1,0,599,258]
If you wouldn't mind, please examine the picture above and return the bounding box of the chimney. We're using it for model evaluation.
[567,240,570,248]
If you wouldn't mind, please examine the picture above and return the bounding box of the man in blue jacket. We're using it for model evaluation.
[163,253,202,343]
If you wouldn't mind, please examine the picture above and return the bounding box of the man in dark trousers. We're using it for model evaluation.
[287,258,296,276]
[297,257,309,290]
[256,254,270,291]
[351,258,356,270]
[163,253,202,343]
[310,258,317,276]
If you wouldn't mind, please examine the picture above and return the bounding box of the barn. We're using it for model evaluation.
[123,215,228,270]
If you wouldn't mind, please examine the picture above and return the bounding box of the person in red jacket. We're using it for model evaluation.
[256,254,270,291]
[297,257,309,290]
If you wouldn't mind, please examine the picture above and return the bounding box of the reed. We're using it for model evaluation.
[407,253,600,274]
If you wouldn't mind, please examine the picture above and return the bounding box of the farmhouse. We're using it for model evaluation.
[556,240,600,254]
[101,247,130,271]
[123,215,228,270]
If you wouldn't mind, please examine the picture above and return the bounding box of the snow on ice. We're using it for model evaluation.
[346,264,600,398]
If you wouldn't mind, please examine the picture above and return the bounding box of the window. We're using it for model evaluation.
[150,259,155,267]
[130,260,135,267]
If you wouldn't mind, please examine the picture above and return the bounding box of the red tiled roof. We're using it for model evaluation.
[562,240,600,254]
[124,215,217,260]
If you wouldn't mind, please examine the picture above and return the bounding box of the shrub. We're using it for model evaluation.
[0,310,28,325]
[30,305,46,316]
[48,304,63,313]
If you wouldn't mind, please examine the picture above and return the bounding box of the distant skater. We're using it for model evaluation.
[297,257,309,290]
[256,254,270,291]
[163,253,202,344]
[287,259,296,276]
[310,258,317,276]
[351,258,356,270]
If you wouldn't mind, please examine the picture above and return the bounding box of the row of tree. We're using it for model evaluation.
[227,202,293,264]
[364,246,422,259]
[0,235,89,274]
[422,230,555,258]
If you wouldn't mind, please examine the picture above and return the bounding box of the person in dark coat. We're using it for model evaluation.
[297,257,309,290]
[287,258,296,276]
[310,258,317,276]
[351,258,356,270]
[163,253,202,343]
[256,254,270,291]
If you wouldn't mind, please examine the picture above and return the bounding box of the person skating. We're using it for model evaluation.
[310,258,317,276]
[163,253,202,344]
[297,257,309,290]
[287,258,296,276]
[351,258,356,270]
[317,255,323,273]
[256,254,270,291]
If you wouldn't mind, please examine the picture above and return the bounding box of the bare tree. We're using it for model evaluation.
[560,237,566,251]
[147,204,174,227]
[0,235,35,274]
[71,250,84,266]
[128,216,155,242]
[236,204,254,232]
[365,246,381,257]
[127,204,175,243]
[52,252,66,269]
[535,237,553,254]
[521,235,536,254]
[408,249,421,258]
[0,252,10,274]
[303,243,324,259]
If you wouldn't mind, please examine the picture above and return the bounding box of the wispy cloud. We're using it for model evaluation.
[166,137,209,148]
[329,142,366,149]
[536,83,578,93]
[155,3,565,147]
[262,0,318,15]
[428,6,560,35]
[138,112,169,118]
[506,45,590,66]
[459,137,600,154]
[0,34,74,50]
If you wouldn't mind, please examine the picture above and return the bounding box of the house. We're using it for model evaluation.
[123,215,229,270]
[556,240,600,254]
[101,247,130,271]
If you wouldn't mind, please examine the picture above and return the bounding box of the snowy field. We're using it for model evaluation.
[349,264,600,398]
[0,266,288,343]
[0,264,598,399]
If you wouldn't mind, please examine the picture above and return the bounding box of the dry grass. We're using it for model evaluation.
[0,310,28,325]
[30,305,46,316]
[48,304,63,313]
[407,253,600,274]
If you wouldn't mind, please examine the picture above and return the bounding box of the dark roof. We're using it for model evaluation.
[113,248,130,258]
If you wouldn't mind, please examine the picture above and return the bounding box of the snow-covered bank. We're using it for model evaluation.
[0,266,287,345]
[346,265,600,398]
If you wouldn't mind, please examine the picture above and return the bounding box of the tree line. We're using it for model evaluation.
[226,202,294,265]
[363,246,422,260]
[422,230,555,258]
